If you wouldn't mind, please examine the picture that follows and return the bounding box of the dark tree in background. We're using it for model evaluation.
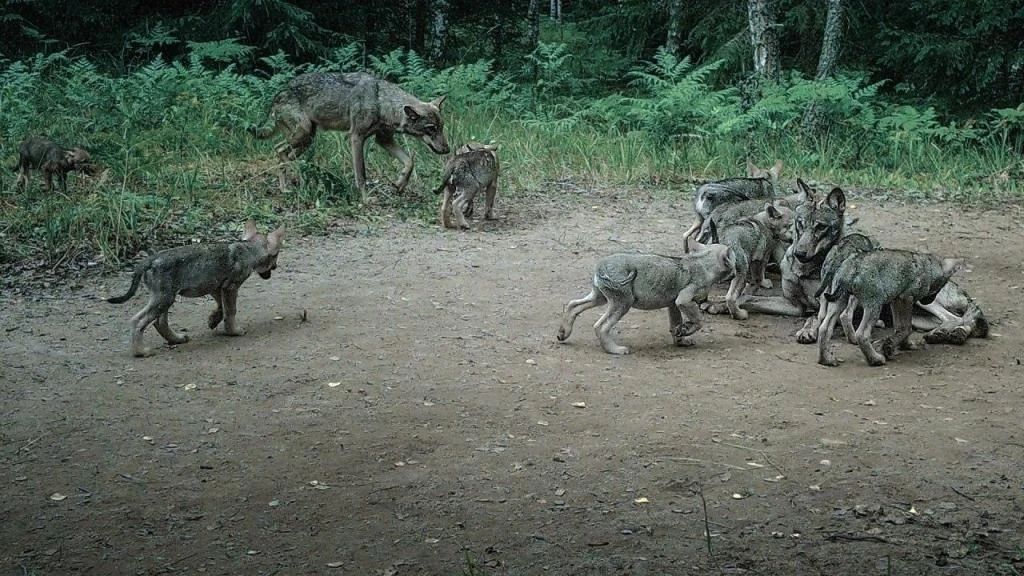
[1,0,1022,115]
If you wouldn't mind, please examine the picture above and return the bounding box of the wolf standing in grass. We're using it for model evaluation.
[13,135,93,194]
[250,72,450,193]
[107,221,284,357]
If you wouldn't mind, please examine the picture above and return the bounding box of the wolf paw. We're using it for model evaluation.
[224,327,246,337]
[133,347,155,358]
[703,302,730,316]
[604,344,630,355]
[866,355,887,367]
[925,326,969,345]
[556,327,570,342]
[674,336,695,347]
[208,310,224,329]
[795,329,817,344]
[818,354,841,367]
[730,308,749,321]
[878,338,900,359]
[759,278,774,290]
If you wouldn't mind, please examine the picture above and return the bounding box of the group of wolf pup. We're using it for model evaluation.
[19,70,983,363]
[558,159,989,366]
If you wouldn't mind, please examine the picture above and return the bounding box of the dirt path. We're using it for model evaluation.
[2,188,1023,575]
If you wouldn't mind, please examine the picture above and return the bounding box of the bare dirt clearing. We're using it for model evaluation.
[3,187,1024,575]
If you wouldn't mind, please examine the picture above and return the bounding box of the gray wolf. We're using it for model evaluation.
[726,181,988,345]
[816,248,962,366]
[250,72,450,192]
[435,141,499,229]
[683,159,783,241]
[556,238,736,355]
[704,203,794,319]
[811,232,877,346]
[107,221,285,357]
[14,135,93,193]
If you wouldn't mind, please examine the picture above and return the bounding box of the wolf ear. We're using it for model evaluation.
[796,179,814,203]
[941,258,964,277]
[764,202,781,219]
[721,246,737,272]
[685,236,706,254]
[746,158,758,177]
[403,105,421,121]
[243,220,259,241]
[826,187,846,213]
[431,95,447,109]
[770,159,783,179]
[267,226,285,252]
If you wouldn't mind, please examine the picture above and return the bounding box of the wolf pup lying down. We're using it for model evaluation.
[816,247,962,367]
[557,239,736,355]
[107,221,284,357]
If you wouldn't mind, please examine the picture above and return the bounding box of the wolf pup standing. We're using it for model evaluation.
[704,203,794,320]
[556,239,736,355]
[107,221,285,357]
[816,249,962,366]
[683,160,783,241]
[251,72,449,193]
[14,135,93,193]
[435,141,499,229]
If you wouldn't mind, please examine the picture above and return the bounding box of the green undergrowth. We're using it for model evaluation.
[2,45,1022,271]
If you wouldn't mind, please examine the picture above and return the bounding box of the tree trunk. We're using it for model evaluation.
[528,0,540,49]
[747,0,780,82]
[665,0,683,57]
[550,0,562,22]
[429,0,449,63]
[803,0,845,135]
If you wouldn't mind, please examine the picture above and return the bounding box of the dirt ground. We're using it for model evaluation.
[2,185,1024,576]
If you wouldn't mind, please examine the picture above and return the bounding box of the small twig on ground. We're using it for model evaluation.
[950,485,976,502]
[695,483,714,558]
[826,532,891,544]
[656,456,748,471]
[716,441,787,477]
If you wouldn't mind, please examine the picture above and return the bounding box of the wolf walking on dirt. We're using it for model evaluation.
[556,239,736,354]
[107,221,284,357]
[250,72,450,193]
[435,141,499,229]
[816,249,962,366]
[13,135,93,194]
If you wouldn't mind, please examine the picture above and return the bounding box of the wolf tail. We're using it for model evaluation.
[963,301,990,338]
[107,266,145,304]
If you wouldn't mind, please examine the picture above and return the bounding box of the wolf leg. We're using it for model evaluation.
[375,132,414,192]
[155,310,189,345]
[558,288,606,342]
[221,288,246,336]
[594,300,631,355]
[484,181,497,220]
[817,296,847,366]
[208,291,224,329]
[855,304,886,366]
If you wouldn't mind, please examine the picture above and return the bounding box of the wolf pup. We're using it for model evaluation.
[435,141,500,229]
[816,248,961,366]
[14,135,93,193]
[704,203,794,319]
[727,181,988,345]
[556,239,736,355]
[107,221,285,357]
[250,72,450,193]
[683,159,783,241]
[812,233,877,345]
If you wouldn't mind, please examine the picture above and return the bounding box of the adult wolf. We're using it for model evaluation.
[251,72,450,192]
[717,180,988,344]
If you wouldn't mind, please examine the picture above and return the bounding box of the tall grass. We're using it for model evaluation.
[1,44,1022,269]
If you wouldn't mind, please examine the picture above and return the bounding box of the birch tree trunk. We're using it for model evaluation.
[666,0,683,57]
[429,0,449,63]
[528,0,541,79]
[747,0,780,82]
[803,0,845,134]
[550,0,562,22]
